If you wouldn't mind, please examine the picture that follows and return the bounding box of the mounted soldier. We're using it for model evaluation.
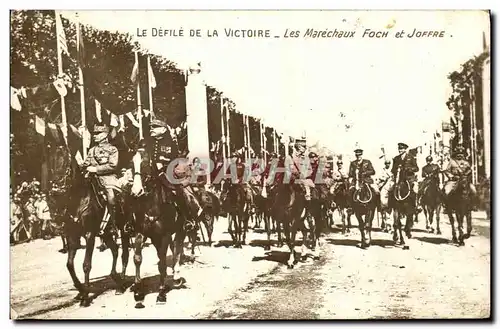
[442,146,477,208]
[348,149,378,194]
[290,143,315,200]
[81,123,121,235]
[417,155,441,211]
[390,142,419,208]
[146,118,204,228]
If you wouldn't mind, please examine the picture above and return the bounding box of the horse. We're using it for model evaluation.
[330,179,351,234]
[389,167,416,247]
[64,165,131,307]
[443,175,474,246]
[420,172,443,234]
[220,178,250,247]
[46,144,75,253]
[127,152,188,308]
[271,182,308,268]
[349,169,378,249]
[185,186,221,254]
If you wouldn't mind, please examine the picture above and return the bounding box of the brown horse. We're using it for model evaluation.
[389,167,416,247]
[220,179,249,247]
[65,168,131,307]
[420,172,443,234]
[443,176,474,246]
[271,183,307,268]
[349,169,378,249]
[127,153,187,308]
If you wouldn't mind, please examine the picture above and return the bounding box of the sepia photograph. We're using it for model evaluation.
[9,9,491,320]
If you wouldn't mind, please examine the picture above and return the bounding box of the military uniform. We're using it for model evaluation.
[443,148,477,197]
[82,124,120,235]
[390,143,419,195]
[348,149,378,193]
[290,149,315,200]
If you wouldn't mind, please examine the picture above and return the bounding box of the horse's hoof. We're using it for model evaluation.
[464,233,471,239]
[452,237,458,244]
[80,298,91,307]
[437,230,442,235]
[156,294,167,304]
[58,248,68,254]
[74,292,84,301]
[135,302,145,309]
[287,264,294,269]
[459,240,465,246]
[115,288,125,295]
[403,245,410,250]
[134,291,145,302]
[172,277,186,289]
[264,245,271,251]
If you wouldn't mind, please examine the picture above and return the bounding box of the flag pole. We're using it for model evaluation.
[55,11,67,138]
[147,55,154,118]
[246,116,251,159]
[225,101,231,156]
[242,114,248,160]
[220,97,226,163]
[76,13,87,158]
[134,51,143,140]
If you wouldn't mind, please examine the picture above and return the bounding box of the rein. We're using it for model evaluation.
[394,168,411,201]
[353,168,373,204]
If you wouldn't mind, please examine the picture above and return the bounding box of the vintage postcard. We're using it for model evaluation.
[10,10,491,320]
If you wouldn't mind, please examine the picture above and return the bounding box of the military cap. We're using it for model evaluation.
[308,152,318,158]
[337,159,343,164]
[93,124,109,134]
[426,155,433,161]
[398,142,409,150]
[354,149,363,155]
[150,118,167,128]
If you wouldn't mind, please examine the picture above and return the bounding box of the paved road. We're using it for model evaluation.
[10,211,490,319]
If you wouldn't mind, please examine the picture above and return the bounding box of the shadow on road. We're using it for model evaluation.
[251,250,303,266]
[325,238,394,248]
[415,236,450,245]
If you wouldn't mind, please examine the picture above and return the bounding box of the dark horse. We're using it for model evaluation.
[442,176,473,246]
[330,179,351,234]
[421,172,443,234]
[220,179,250,247]
[389,167,416,247]
[64,159,131,307]
[127,152,187,308]
[349,169,378,249]
[271,183,308,268]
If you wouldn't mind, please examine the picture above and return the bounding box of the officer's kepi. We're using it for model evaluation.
[150,118,168,128]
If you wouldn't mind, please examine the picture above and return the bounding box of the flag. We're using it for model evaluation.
[130,52,139,85]
[53,79,67,97]
[35,116,46,136]
[147,57,157,89]
[55,11,68,55]
[10,87,22,111]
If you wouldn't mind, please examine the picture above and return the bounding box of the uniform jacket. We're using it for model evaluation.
[348,159,376,184]
[421,163,440,180]
[391,153,419,182]
[444,158,471,179]
[83,141,120,189]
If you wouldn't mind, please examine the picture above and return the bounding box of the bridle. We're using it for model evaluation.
[353,168,372,204]
[394,167,411,201]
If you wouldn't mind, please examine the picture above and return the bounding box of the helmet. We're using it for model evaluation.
[426,155,433,162]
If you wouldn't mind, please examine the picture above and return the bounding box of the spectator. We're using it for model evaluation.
[10,196,25,244]
[36,193,52,240]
